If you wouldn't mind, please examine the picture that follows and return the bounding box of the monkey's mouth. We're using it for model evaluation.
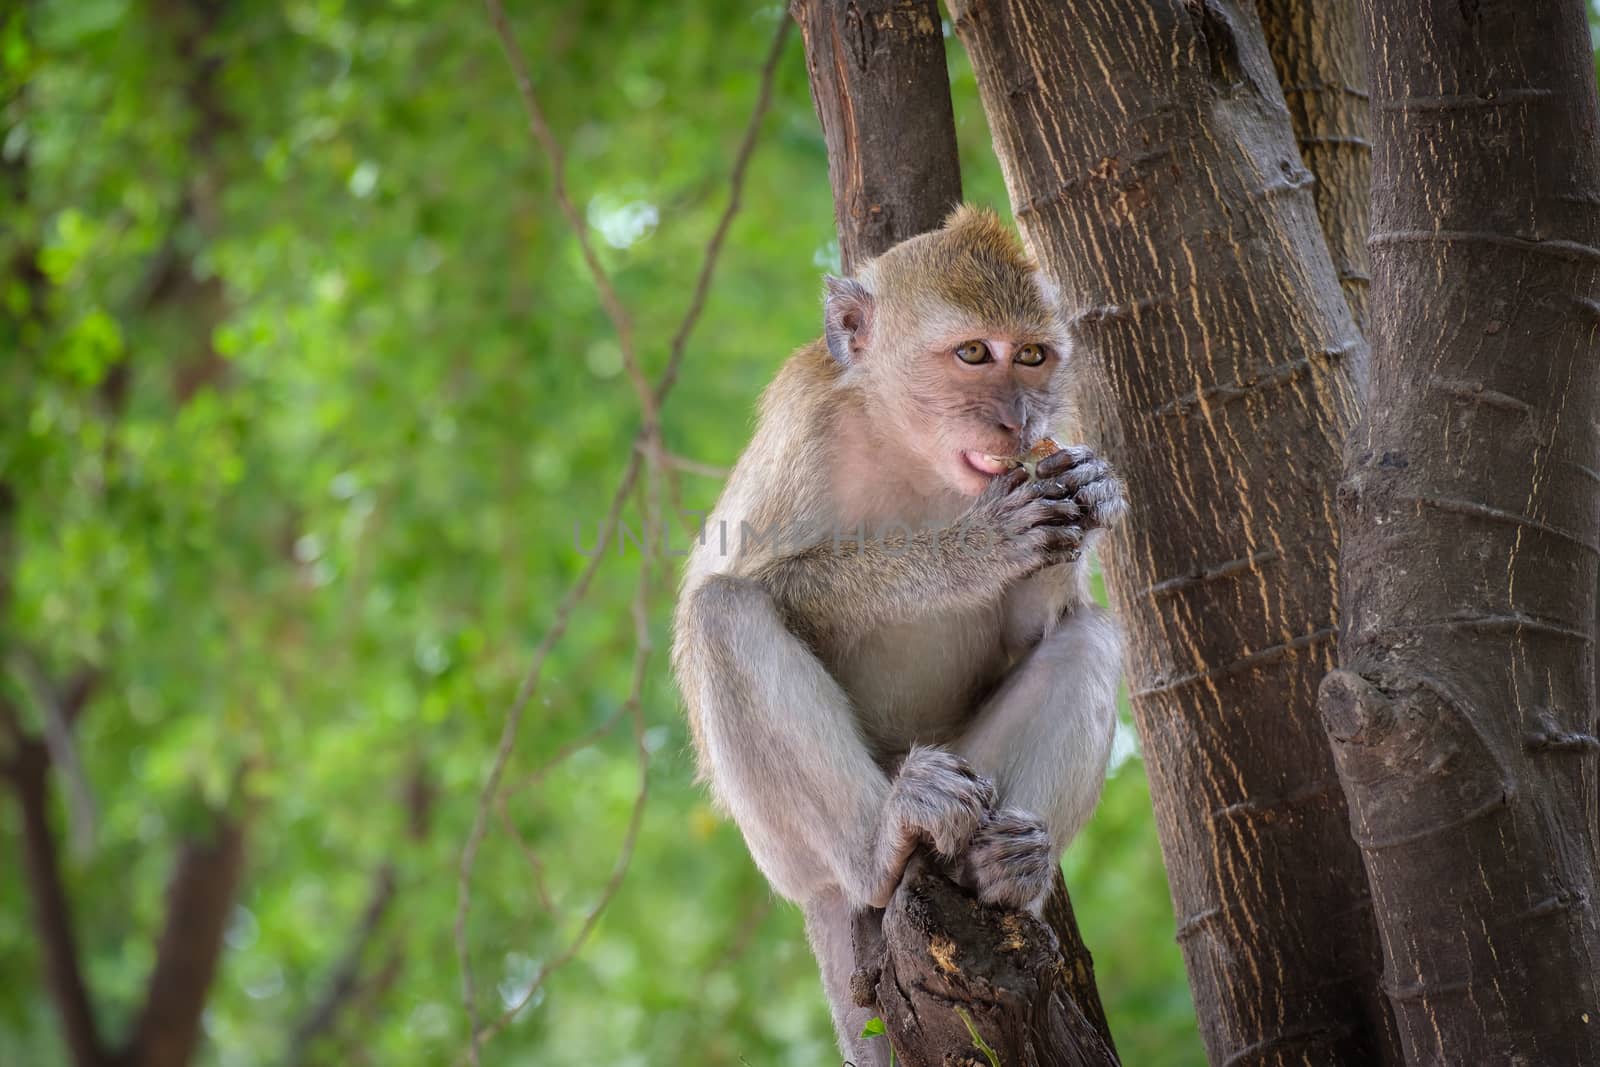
[962,451,1014,477]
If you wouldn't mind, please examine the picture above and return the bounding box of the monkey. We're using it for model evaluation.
[670,205,1125,1067]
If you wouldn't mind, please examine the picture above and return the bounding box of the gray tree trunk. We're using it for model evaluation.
[1320,1,1600,1061]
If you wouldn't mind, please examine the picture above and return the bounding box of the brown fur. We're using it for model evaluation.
[869,205,1056,338]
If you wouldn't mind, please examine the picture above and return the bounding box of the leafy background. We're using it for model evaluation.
[28,0,1588,1063]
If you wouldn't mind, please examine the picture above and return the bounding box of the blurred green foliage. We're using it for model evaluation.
[1,2,1199,1064]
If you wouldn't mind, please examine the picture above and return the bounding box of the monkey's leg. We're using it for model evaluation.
[952,605,1121,911]
[803,888,890,1067]
[678,574,991,908]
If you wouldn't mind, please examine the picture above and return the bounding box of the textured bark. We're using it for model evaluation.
[1320,2,1600,1062]
[1253,0,1371,330]
[790,0,963,271]
[953,2,1401,1063]
[853,859,1118,1067]
[793,4,1118,1062]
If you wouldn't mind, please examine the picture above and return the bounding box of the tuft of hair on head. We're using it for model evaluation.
[818,204,1062,363]
[938,203,1034,270]
[902,203,1054,336]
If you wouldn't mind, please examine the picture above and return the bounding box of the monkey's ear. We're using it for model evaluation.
[822,275,873,365]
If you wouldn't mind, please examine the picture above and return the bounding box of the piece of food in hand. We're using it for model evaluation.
[972,438,1063,478]
[1016,437,1062,479]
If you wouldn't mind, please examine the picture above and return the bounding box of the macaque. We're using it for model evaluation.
[671,206,1125,1065]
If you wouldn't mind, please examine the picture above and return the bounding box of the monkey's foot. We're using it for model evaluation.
[889,746,995,859]
[963,807,1055,914]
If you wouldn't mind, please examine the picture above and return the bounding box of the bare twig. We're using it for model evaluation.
[481,0,654,427]
[654,17,792,407]
[9,654,99,855]
[453,449,642,1054]
[656,449,731,480]
[285,866,398,1067]
[456,547,655,1064]
[494,703,630,913]
[286,766,433,1067]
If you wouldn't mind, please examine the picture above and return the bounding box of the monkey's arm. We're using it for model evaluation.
[674,572,994,909]
[953,603,1122,912]
[753,529,1014,642]
[752,471,1084,644]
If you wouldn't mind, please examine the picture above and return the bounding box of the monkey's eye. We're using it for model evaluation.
[955,341,992,365]
[1015,343,1048,367]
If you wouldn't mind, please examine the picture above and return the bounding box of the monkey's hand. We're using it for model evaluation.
[967,445,1128,574]
[961,807,1056,915]
[1035,445,1127,536]
[964,465,1088,576]
[862,746,995,908]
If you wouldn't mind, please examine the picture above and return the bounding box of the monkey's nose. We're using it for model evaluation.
[996,402,1025,434]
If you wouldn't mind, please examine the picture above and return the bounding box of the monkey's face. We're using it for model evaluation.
[823,205,1071,498]
[875,319,1067,498]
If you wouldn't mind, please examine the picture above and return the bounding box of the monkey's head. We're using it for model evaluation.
[822,205,1069,497]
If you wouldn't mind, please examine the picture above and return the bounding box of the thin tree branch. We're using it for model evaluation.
[284,866,398,1067]
[285,765,434,1067]
[481,0,653,427]
[453,449,642,1056]
[456,476,657,1067]
[654,449,731,481]
[9,654,99,854]
[653,17,792,406]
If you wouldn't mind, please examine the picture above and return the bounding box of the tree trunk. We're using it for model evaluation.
[952,2,1402,1062]
[791,0,963,271]
[1319,2,1600,1062]
[793,2,1118,1063]
[1253,0,1372,330]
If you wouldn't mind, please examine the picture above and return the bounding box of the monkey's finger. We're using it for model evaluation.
[1058,457,1113,491]
[1033,444,1095,480]
[1029,474,1078,501]
[1038,525,1085,563]
[980,467,1030,504]
[1074,475,1124,509]
[1023,498,1082,526]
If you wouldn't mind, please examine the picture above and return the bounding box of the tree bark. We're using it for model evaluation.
[794,3,1118,1063]
[1320,2,1600,1062]
[952,2,1401,1063]
[790,0,963,271]
[854,858,1118,1067]
[1253,0,1372,330]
